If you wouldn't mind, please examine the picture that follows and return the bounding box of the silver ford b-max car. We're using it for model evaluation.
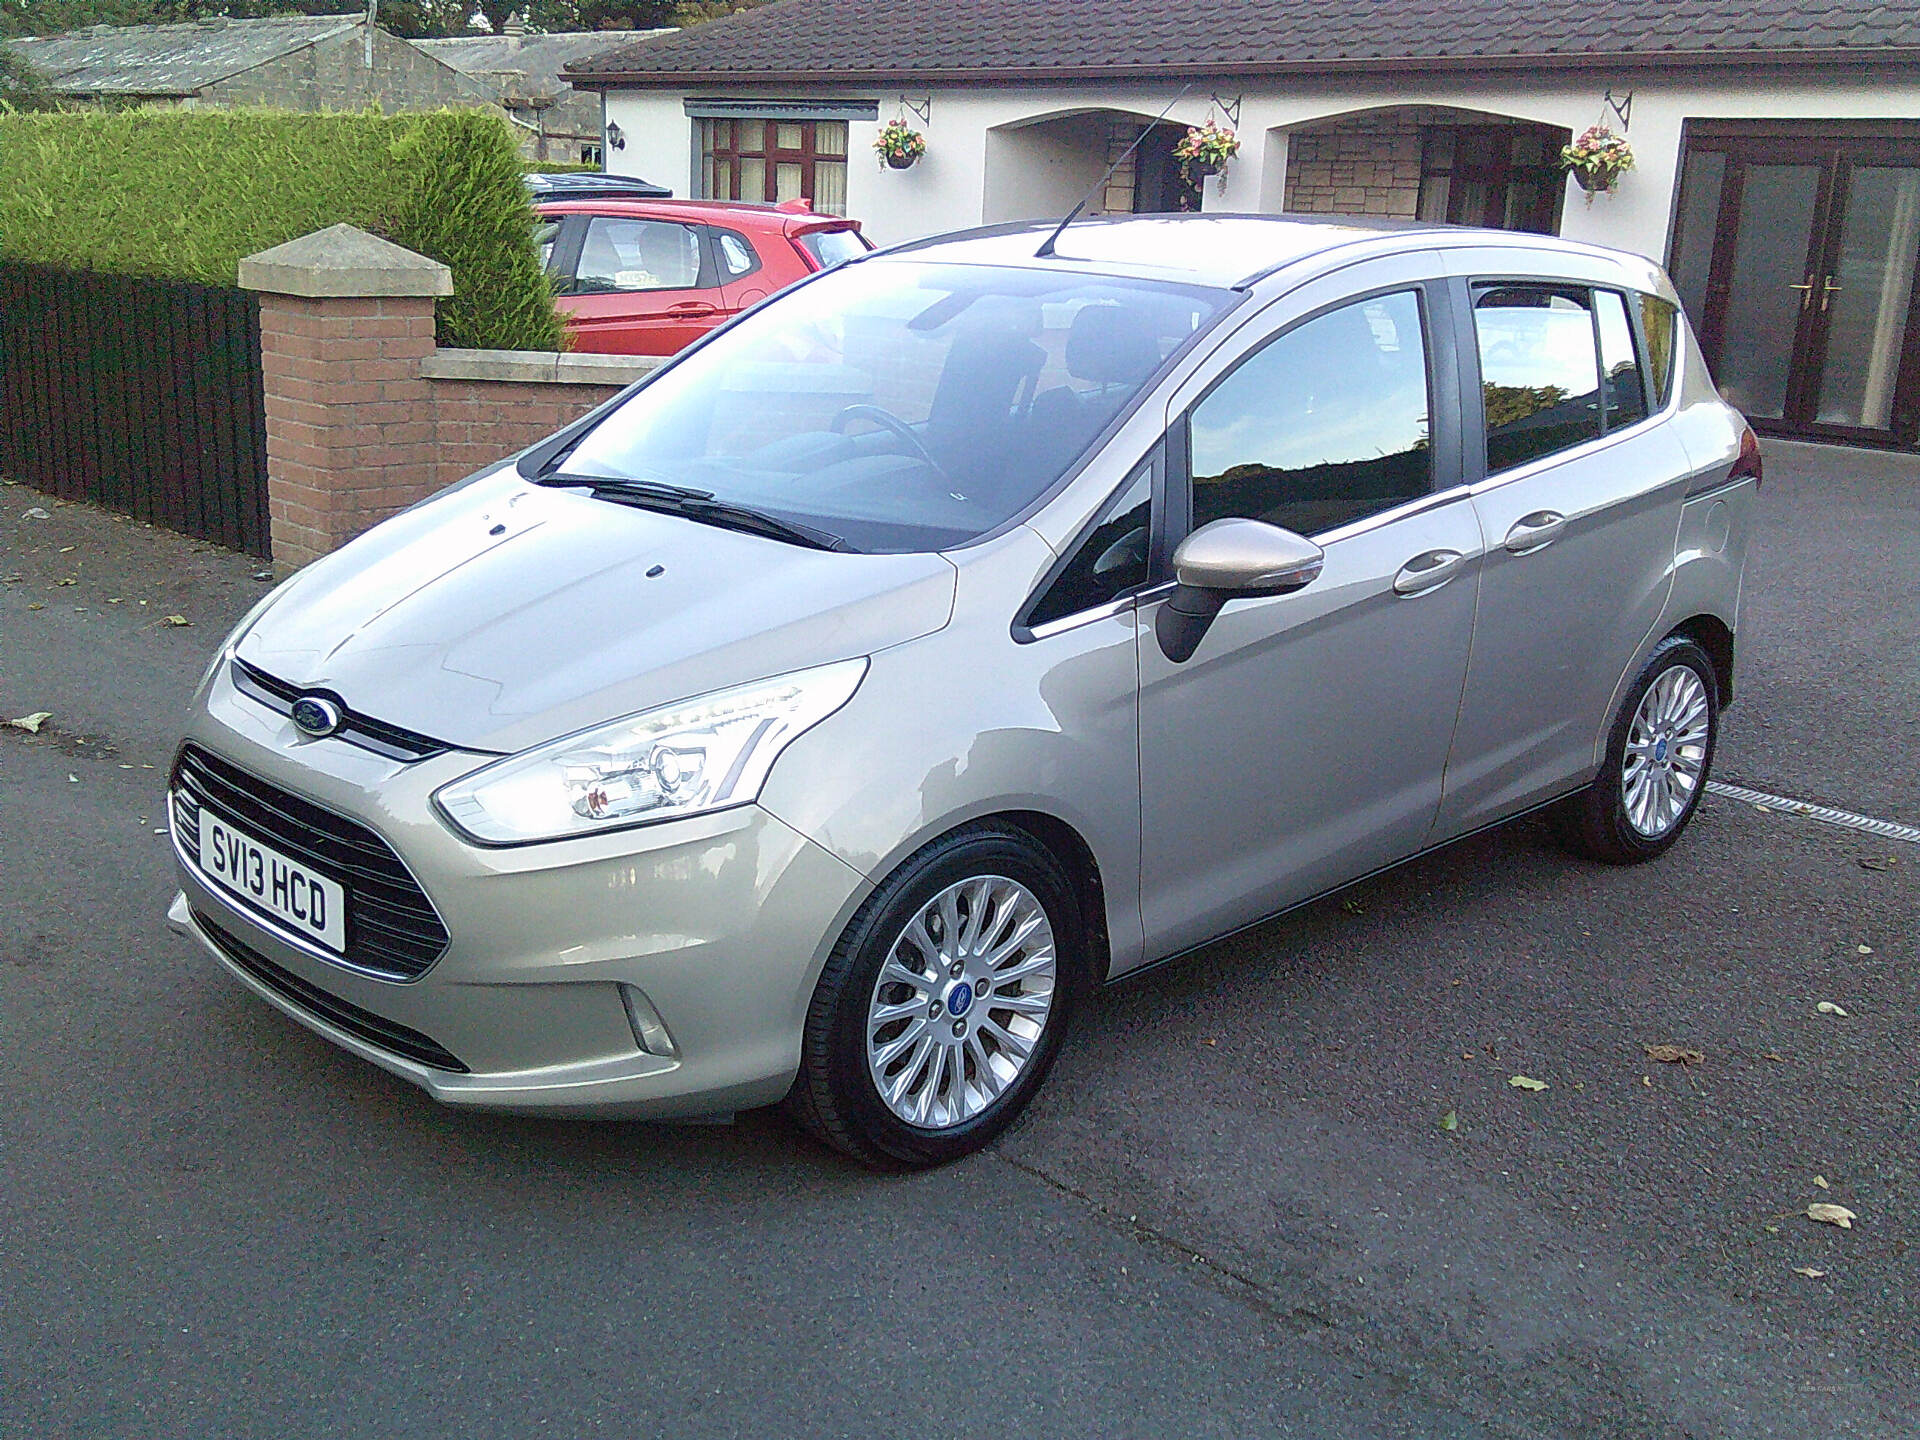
[167,215,1757,1167]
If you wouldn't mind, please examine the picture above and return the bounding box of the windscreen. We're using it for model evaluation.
[558,261,1229,552]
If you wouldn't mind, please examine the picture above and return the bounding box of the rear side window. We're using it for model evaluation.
[1187,291,1433,538]
[796,229,869,269]
[1473,284,1601,472]
[1637,293,1680,407]
[714,229,760,280]
[1595,289,1649,430]
[533,219,560,274]
[574,217,702,293]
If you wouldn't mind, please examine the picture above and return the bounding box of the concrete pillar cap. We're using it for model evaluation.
[239,224,454,298]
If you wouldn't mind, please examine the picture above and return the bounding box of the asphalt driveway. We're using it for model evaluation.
[1,440,1913,1438]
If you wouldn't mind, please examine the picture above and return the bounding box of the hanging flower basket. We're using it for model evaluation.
[1174,120,1239,186]
[1561,125,1634,196]
[874,118,927,170]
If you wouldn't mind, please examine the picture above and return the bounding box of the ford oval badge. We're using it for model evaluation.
[291,696,344,738]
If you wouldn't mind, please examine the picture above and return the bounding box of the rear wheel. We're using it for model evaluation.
[1555,635,1719,864]
[786,824,1082,1168]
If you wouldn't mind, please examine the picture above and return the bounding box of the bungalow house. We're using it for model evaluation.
[569,0,1920,449]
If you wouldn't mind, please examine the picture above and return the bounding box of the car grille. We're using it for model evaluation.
[172,743,451,982]
[230,659,453,762]
[195,907,468,1073]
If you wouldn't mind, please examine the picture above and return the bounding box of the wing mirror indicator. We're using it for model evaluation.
[1155,518,1324,663]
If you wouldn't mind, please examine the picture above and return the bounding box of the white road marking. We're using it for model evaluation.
[1705,780,1920,845]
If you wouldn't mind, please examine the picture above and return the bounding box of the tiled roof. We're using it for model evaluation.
[567,0,1920,84]
[7,15,361,97]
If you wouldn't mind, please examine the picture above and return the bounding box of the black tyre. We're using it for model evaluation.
[786,823,1084,1168]
[1555,635,1720,865]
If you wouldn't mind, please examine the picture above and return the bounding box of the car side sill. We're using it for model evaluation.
[1106,780,1595,988]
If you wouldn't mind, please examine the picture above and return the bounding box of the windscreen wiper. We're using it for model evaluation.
[537,473,856,552]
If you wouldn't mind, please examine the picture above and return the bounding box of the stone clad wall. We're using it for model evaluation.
[1283,118,1426,218]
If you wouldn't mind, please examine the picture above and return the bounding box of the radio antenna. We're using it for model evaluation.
[1035,84,1194,259]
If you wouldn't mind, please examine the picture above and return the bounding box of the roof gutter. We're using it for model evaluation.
[565,45,1920,89]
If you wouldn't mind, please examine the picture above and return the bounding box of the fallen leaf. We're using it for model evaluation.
[163,614,191,627]
[1813,1175,1830,1190]
[1857,856,1897,872]
[1340,898,1365,915]
[21,506,49,519]
[1642,1074,1653,1087]
[1764,1052,1787,1063]
[1764,1224,1780,1234]
[1201,1038,1216,1047]
[1438,1109,1458,1132]
[1855,944,1873,955]
[1508,1075,1549,1092]
[1816,1001,1849,1017]
[1643,1044,1705,1065]
[1791,1266,1828,1278]
[1807,1203,1856,1229]
[6,711,52,733]
[57,545,73,553]
[1461,1050,1476,1059]
[26,602,42,611]
[55,578,74,586]
[1754,802,1772,813]
[66,774,78,784]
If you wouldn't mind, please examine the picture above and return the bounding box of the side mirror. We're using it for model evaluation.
[1155,518,1324,663]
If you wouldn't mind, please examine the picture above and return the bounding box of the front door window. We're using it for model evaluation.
[1187,291,1433,536]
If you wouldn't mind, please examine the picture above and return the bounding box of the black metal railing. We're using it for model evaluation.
[0,261,271,557]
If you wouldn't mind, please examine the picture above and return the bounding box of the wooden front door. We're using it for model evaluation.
[1671,126,1920,447]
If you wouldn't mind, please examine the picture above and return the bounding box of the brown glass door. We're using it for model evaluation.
[1671,129,1920,447]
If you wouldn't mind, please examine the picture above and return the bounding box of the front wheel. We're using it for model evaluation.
[786,824,1083,1168]
[1555,635,1719,864]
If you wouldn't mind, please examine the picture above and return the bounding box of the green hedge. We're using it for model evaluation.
[0,108,563,351]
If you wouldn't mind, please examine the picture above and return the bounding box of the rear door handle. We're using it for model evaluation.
[1392,549,1466,596]
[1504,510,1567,554]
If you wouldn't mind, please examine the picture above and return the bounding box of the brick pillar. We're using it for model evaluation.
[238,224,453,571]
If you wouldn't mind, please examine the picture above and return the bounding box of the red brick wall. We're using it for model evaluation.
[255,292,625,569]
[430,380,619,489]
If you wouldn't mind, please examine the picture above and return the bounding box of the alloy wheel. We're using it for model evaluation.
[1621,664,1711,838]
[864,875,1057,1129]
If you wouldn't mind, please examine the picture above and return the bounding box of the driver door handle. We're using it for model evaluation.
[666,301,719,317]
[1392,549,1466,596]
[1505,510,1567,554]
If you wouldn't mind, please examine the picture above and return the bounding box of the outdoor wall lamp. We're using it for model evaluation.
[606,120,626,151]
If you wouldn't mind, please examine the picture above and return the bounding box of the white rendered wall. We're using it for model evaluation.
[604,72,1920,262]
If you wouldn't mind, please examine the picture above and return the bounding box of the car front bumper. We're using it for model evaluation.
[166,665,871,1120]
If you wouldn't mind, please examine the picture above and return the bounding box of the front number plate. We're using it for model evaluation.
[194,813,346,953]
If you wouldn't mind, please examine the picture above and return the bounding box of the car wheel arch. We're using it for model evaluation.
[850,806,1115,991]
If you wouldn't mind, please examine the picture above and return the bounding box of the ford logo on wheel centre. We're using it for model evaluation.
[290,696,345,738]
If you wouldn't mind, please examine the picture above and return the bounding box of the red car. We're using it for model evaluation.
[535,197,871,356]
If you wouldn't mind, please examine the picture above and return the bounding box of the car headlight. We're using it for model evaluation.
[432,658,868,845]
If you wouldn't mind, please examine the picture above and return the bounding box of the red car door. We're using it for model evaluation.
[555,214,725,356]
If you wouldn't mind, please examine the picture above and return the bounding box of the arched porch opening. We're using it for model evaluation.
[1280,106,1573,234]
[984,107,1202,225]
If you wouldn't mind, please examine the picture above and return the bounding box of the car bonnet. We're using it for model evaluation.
[234,471,957,756]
